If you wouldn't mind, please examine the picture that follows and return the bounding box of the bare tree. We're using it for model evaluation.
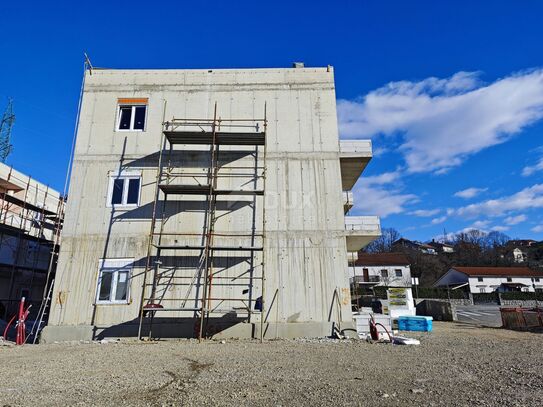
[364,228,401,253]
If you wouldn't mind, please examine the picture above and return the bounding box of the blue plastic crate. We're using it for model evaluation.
[398,316,433,332]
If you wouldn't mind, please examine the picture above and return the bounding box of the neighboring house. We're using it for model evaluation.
[434,266,543,293]
[428,240,454,253]
[512,248,527,263]
[350,252,412,287]
[392,238,437,255]
[42,64,381,342]
[0,163,64,319]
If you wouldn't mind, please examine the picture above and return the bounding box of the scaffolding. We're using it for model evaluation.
[0,167,64,320]
[137,104,267,341]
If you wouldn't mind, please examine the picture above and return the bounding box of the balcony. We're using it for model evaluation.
[340,140,372,190]
[343,191,353,214]
[352,275,381,284]
[345,215,381,251]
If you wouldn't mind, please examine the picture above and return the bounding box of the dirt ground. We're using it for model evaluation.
[0,322,542,406]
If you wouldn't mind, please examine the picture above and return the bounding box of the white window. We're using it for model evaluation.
[395,269,402,278]
[96,259,133,304]
[107,173,141,207]
[117,105,147,131]
[477,277,484,282]
[381,269,389,278]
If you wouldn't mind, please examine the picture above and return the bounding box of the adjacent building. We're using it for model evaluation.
[0,163,64,319]
[42,65,380,342]
[349,252,412,288]
[434,266,543,293]
[392,238,437,255]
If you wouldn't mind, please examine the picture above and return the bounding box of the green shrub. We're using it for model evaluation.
[500,291,543,301]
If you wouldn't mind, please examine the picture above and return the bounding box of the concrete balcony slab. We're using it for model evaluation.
[340,140,372,190]
[345,215,381,251]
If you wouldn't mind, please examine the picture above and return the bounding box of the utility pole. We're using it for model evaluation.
[0,98,15,162]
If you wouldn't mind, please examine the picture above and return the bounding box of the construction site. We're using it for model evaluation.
[40,64,380,343]
[0,162,64,331]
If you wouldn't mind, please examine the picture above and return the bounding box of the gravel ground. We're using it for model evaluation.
[0,322,542,406]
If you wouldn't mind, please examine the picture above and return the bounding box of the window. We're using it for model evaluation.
[535,278,540,282]
[395,269,402,278]
[96,259,133,304]
[478,277,484,282]
[107,174,141,207]
[507,277,512,282]
[116,98,148,131]
[381,269,389,278]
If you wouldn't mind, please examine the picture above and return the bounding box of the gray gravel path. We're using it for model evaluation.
[0,322,542,406]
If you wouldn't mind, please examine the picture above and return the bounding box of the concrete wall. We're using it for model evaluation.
[415,299,456,321]
[45,67,357,340]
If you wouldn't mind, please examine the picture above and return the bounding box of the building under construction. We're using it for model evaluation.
[0,163,64,322]
[42,64,380,342]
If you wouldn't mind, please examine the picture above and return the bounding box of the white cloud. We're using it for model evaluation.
[352,169,417,218]
[455,184,543,218]
[362,170,402,186]
[532,225,543,233]
[431,216,447,225]
[338,69,543,174]
[522,157,543,176]
[353,186,418,218]
[454,187,488,199]
[410,209,441,217]
[491,226,510,232]
[469,220,491,230]
[504,214,527,225]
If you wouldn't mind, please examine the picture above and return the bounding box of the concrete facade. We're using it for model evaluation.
[42,66,379,342]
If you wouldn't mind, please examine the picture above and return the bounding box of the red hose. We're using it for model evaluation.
[3,298,31,345]
[3,314,17,340]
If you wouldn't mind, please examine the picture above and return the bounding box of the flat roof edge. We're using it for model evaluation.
[87,66,334,74]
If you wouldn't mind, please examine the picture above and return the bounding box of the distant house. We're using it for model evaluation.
[512,248,527,263]
[428,240,454,253]
[434,266,543,293]
[350,252,412,287]
[392,238,437,255]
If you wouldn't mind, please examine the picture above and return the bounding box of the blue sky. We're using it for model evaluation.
[1,1,543,240]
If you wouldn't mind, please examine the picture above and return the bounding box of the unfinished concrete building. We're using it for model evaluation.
[0,163,64,320]
[42,65,380,342]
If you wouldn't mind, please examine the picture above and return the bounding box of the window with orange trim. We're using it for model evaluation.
[116,98,147,131]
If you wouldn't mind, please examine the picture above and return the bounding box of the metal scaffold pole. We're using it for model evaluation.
[138,102,267,342]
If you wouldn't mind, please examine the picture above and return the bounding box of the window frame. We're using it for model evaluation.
[394,269,403,278]
[106,172,142,208]
[381,269,389,279]
[95,259,133,305]
[116,104,147,132]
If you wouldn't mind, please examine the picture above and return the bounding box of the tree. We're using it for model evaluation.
[484,231,511,249]
[364,227,401,253]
